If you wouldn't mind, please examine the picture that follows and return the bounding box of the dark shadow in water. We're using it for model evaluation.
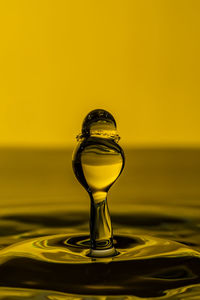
[112,213,187,227]
[2,213,88,228]
[0,255,200,297]
[2,212,187,229]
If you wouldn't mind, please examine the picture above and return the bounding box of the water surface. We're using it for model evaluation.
[0,148,200,299]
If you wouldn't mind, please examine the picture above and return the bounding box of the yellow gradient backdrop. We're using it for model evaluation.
[0,0,199,147]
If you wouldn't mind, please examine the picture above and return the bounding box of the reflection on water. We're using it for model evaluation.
[0,148,200,299]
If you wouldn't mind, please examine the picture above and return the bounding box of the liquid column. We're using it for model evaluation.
[72,109,125,257]
[90,191,114,256]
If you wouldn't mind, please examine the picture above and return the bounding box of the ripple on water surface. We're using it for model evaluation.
[0,208,200,299]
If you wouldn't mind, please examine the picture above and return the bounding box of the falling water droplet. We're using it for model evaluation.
[72,109,125,257]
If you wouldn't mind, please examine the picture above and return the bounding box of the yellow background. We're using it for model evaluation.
[0,0,199,147]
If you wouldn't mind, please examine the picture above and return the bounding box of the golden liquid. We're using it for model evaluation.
[81,145,123,194]
[72,137,125,195]
[72,139,124,255]
[0,148,200,299]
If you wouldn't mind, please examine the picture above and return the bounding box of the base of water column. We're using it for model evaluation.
[88,246,117,257]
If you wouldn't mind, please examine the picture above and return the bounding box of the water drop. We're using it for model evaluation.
[72,109,125,257]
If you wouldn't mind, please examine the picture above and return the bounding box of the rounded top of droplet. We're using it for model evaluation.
[82,109,117,134]
[77,109,120,142]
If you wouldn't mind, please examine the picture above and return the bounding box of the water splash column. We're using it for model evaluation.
[72,109,125,257]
